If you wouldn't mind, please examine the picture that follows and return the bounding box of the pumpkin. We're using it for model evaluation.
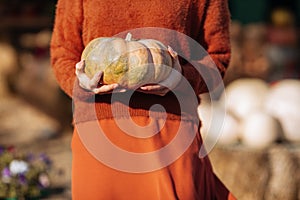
[241,110,282,149]
[264,79,300,143]
[220,78,269,120]
[197,98,240,146]
[217,112,240,146]
[81,33,173,89]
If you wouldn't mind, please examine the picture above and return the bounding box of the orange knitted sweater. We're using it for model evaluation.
[50,0,231,123]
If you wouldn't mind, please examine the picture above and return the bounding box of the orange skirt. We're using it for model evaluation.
[71,116,236,200]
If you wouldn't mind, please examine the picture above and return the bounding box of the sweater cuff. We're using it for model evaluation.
[73,79,95,102]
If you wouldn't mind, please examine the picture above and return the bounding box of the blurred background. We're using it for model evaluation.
[0,0,299,199]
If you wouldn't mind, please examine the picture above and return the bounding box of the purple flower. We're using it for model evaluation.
[39,153,52,167]
[1,167,11,183]
[2,167,11,176]
[18,174,27,185]
[26,153,35,162]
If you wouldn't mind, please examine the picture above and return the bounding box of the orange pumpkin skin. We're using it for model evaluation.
[81,33,173,89]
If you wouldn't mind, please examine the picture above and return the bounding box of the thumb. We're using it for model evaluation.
[90,71,103,87]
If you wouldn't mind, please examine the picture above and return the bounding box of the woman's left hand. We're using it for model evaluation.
[138,46,182,96]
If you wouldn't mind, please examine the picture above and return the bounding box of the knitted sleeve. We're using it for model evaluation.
[181,0,231,95]
[50,0,92,99]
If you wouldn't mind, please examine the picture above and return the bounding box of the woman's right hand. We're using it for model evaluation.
[75,60,125,94]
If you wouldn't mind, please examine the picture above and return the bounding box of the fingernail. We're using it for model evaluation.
[140,86,148,90]
[168,46,177,56]
[168,46,174,52]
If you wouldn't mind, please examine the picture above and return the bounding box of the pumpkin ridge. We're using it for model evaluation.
[104,54,128,84]
[139,39,172,83]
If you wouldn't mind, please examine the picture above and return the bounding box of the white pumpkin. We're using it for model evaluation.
[217,112,241,146]
[241,110,282,149]
[264,79,300,143]
[197,99,215,140]
[198,99,240,146]
[220,78,269,120]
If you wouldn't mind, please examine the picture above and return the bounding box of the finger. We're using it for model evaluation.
[77,73,93,90]
[140,84,164,91]
[113,88,127,93]
[167,46,178,58]
[172,59,182,73]
[138,87,169,96]
[75,60,85,75]
[93,83,119,94]
[90,71,103,87]
[167,46,182,73]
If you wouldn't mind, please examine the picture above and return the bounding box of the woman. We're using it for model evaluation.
[50,0,235,199]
